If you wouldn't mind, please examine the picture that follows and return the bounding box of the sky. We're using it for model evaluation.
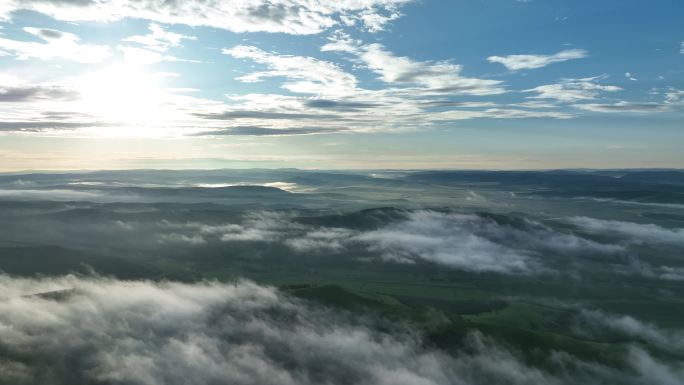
[0,0,682,171]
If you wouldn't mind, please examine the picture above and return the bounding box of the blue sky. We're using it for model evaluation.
[0,0,682,170]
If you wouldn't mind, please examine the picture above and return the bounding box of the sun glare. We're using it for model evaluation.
[78,64,166,127]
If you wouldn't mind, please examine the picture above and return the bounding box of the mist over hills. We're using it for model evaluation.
[2,168,683,206]
[1,169,683,384]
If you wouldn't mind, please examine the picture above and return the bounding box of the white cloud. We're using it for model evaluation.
[526,76,621,103]
[571,87,683,114]
[286,227,355,252]
[355,6,403,32]
[362,44,504,95]
[566,217,684,246]
[573,101,669,113]
[207,211,303,242]
[0,275,541,385]
[323,34,505,96]
[193,181,301,192]
[654,266,684,281]
[1,0,412,35]
[0,68,244,138]
[0,27,597,138]
[117,24,199,65]
[526,80,682,115]
[0,188,103,200]
[625,72,638,81]
[0,31,571,137]
[664,88,684,104]
[224,45,358,96]
[200,40,567,135]
[351,211,537,272]
[158,233,206,244]
[117,45,166,65]
[191,209,622,275]
[114,45,199,65]
[0,27,111,63]
[123,23,195,52]
[487,49,588,70]
[626,347,684,385]
[430,108,572,121]
[565,216,684,280]
[0,275,682,385]
[579,310,684,352]
[349,211,621,271]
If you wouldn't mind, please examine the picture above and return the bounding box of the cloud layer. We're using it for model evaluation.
[566,217,684,247]
[578,309,684,353]
[0,275,682,385]
[0,0,680,142]
[161,210,624,275]
[1,0,411,34]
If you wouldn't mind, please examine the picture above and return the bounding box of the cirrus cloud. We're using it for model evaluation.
[487,49,588,71]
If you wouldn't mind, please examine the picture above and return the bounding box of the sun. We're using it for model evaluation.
[78,64,166,126]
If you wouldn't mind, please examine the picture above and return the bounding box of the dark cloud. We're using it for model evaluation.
[429,84,503,94]
[573,102,668,113]
[393,68,453,84]
[0,107,105,132]
[193,125,347,136]
[244,3,301,23]
[0,121,101,132]
[305,99,381,110]
[40,111,95,119]
[34,28,64,39]
[0,85,78,102]
[9,0,96,9]
[195,111,339,120]
[20,0,96,4]
[419,101,493,108]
